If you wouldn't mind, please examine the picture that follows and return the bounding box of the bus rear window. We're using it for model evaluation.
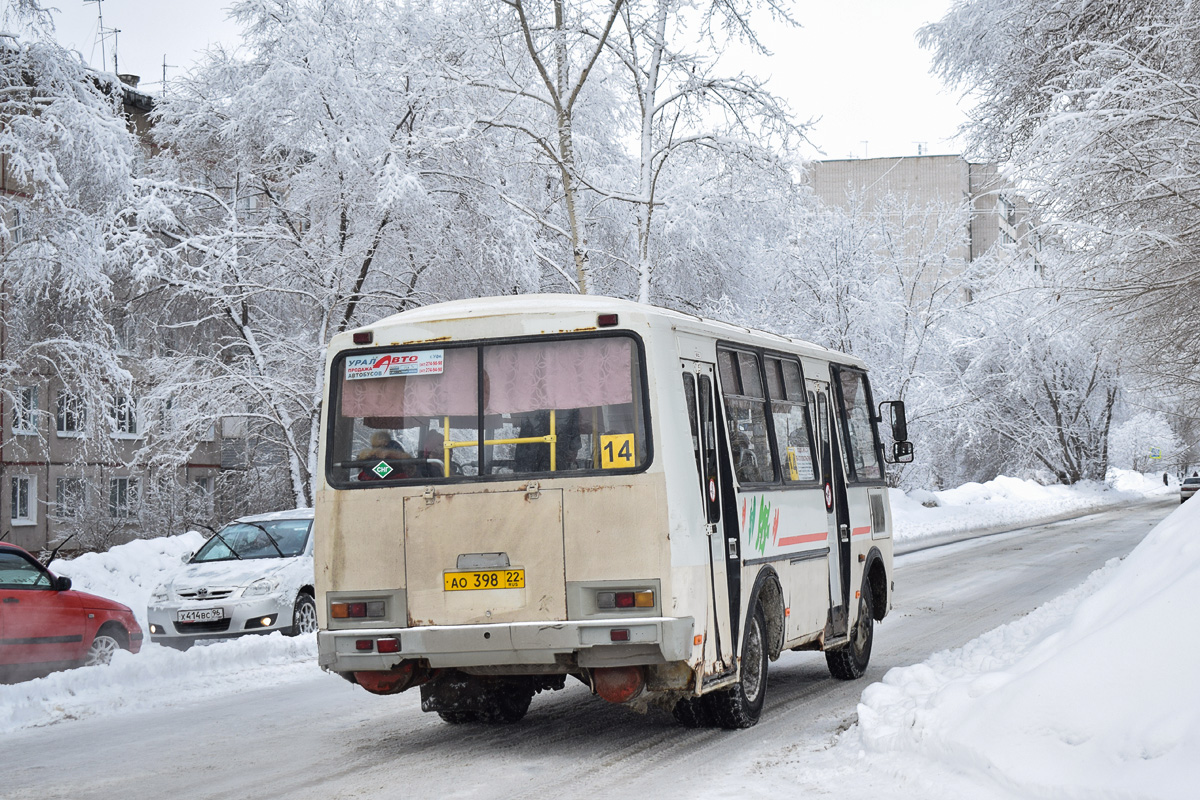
[327,334,649,486]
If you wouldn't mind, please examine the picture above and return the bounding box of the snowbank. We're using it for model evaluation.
[854,492,1200,799]
[0,528,322,734]
[889,469,1173,549]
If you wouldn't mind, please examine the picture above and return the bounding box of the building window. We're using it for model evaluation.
[56,392,86,437]
[55,477,85,518]
[109,477,140,519]
[12,386,38,434]
[10,475,36,526]
[10,206,24,245]
[111,394,140,438]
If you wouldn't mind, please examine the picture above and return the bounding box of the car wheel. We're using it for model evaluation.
[706,603,769,729]
[289,592,318,636]
[84,630,124,667]
[826,578,874,680]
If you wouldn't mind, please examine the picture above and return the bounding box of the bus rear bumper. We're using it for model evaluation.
[317,616,695,673]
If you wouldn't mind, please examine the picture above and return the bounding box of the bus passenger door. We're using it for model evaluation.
[681,361,734,673]
[811,381,849,639]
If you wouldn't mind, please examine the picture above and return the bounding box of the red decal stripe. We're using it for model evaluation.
[777,532,829,546]
[851,526,872,537]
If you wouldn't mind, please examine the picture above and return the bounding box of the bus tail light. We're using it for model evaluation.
[331,600,386,619]
[352,331,373,344]
[597,590,654,610]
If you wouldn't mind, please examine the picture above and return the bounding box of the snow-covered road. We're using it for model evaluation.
[3,497,1174,800]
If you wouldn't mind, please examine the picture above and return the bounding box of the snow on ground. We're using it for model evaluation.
[889,468,1175,549]
[0,470,1186,797]
[846,484,1200,799]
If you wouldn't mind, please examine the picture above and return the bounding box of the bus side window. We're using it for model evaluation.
[716,349,777,484]
[765,357,817,483]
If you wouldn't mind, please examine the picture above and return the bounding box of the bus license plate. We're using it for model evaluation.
[177,608,224,623]
[444,569,525,591]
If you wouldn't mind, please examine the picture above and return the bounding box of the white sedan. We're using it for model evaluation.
[147,509,317,649]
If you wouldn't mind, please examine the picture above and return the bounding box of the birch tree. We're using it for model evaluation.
[919,0,1200,387]
[131,0,530,506]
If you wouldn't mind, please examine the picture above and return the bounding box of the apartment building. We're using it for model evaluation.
[1,73,230,552]
[808,154,1038,263]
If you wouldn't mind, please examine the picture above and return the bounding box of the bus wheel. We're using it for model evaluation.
[707,603,768,729]
[476,685,534,724]
[826,578,874,680]
[672,695,712,727]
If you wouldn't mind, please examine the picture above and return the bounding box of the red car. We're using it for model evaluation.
[0,543,142,682]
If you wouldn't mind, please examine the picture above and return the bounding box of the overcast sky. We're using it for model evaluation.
[48,0,969,161]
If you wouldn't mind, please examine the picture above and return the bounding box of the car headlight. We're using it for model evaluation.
[151,585,170,603]
[244,578,280,597]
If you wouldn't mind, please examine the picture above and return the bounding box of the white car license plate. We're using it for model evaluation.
[177,608,224,623]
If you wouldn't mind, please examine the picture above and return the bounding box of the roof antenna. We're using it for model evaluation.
[83,0,120,73]
[162,53,177,97]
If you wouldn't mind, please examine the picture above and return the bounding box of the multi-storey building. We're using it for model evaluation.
[808,153,1039,264]
[1,74,230,552]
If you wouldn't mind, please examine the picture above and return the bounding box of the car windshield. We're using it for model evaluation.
[192,519,312,562]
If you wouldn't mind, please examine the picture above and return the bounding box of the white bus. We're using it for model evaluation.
[314,295,911,728]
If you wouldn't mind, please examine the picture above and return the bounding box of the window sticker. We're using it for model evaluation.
[600,433,635,469]
[345,350,445,381]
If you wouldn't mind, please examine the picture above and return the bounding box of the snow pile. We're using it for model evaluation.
[49,529,207,630]
[0,634,319,734]
[854,496,1200,799]
[889,469,1172,548]
[0,528,322,734]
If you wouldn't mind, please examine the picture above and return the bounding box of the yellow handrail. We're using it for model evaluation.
[438,411,560,472]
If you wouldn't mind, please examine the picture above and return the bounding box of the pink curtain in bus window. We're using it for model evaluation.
[340,348,477,418]
[483,338,633,414]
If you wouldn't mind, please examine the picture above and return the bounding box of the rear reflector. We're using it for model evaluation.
[355,639,374,652]
[377,638,401,654]
[610,629,630,642]
[352,331,373,345]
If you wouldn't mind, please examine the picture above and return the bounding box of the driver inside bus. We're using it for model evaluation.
[357,430,412,480]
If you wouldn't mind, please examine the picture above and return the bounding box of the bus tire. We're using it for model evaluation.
[826,577,874,680]
[672,695,712,727]
[706,603,768,729]
[476,685,534,724]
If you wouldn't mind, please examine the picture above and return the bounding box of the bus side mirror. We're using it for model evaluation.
[879,400,908,442]
[879,401,913,464]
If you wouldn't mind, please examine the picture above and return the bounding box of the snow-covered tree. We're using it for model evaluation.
[919,0,1200,389]
[951,259,1120,485]
[1108,410,1183,474]
[130,0,534,507]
